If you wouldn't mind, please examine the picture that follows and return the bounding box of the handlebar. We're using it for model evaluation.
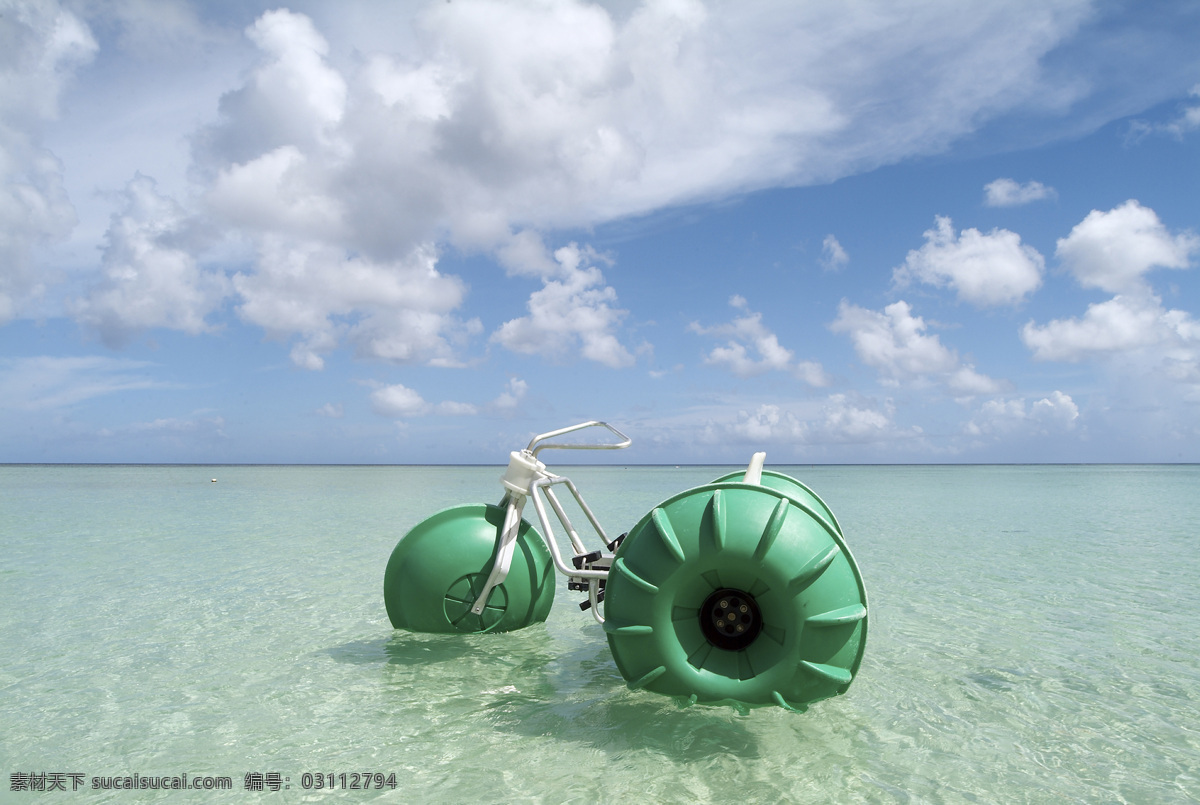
[526,421,631,458]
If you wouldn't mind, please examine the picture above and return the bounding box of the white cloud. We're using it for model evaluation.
[369,376,530,419]
[1021,202,1200,399]
[492,243,635,368]
[93,411,228,446]
[831,299,1003,393]
[72,175,230,347]
[492,377,528,410]
[197,9,346,168]
[316,402,343,418]
[816,395,901,443]
[1055,201,1198,294]
[92,0,214,58]
[101,1,1096,349]
[713,395,919,447]
[199,8,641,371]
[125,413,227,436]
[727,405,806,443]
[894,216,1044,306]
[0,1,96,322]
[983,178,1055,207]
[245,10,346,127]
[435,400,478,416]
[1021,293,1200,365]
[1031,391,1080,427]
[233,239,476,370]
[495,230,560,278]
[966,391,1078,436]
[948,365,1006,396]
[370,383,428,418]
[392,0,1094,232]
[207,146,343,241]
[193,10,480,371]
[1128,85,1200,141]
[820,234,849,271]
[1170,84,1200,137]
[690,296,829,386]
[47,1,1102,370]
[1022,202,1200,391]
[0,355,171,411]
[831,301,957,378]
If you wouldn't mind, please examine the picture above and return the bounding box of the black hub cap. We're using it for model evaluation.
[699,588,763,651]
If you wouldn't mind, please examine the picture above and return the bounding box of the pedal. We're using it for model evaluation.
[571,549,602,570]
[578,589,606,611]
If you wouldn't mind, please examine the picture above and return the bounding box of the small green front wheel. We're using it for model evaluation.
[384,503,555,634]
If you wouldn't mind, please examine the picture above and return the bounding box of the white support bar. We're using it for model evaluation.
[470,496,526,615]
[744,452,767,485]
[473,421,632,624]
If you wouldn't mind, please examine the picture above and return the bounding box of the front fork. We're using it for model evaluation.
[471,473,619,625]
[469,421,631,624]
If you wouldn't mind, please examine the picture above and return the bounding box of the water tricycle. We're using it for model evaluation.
[384,421,867,712]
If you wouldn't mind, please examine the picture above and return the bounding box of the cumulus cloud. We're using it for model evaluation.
[948,366,1006,396]
[369,376,530,419]
[1054,200,1198,294]
[894,216,1044,306]
[815,394,907,443]
[233,239,477,370]
[370,383,429,418]
[492,377,528,409]
[72,175,229,346]
[491,243,635,368]
[19,0,1159,382]
[983,178,1055,207]
[831,299,1003,394]
[966,391,1079,436]
[1011,198,1200,404]
[0,1,96,322]
[1021,201,1200,392]
[197,10,347,171]
[728,404,807,443]
[323,0,1092,233]
[1031,390,1080,427]
[207,146,343,242]
[200,8,640,371]
[690,296,829,385]
[84,0,1098,365]
[714,395,919,447]
[1021,293,1200,365]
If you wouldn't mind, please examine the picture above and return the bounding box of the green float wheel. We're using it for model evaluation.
[710,469,843,538]
[384,503,555,634]
[603,482,867,711]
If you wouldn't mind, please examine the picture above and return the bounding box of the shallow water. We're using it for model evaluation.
[2,464,1198,802]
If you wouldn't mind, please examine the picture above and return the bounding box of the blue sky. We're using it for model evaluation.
[2,0,1199,464]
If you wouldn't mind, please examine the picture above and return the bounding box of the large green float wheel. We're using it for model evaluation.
[603,482,867,711]
[710,469,843,538]
[384,503,555,634]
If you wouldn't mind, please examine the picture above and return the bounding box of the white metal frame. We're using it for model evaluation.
[469,421,631,625]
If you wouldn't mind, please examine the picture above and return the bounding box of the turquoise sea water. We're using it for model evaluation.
[1,463,1198,803]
